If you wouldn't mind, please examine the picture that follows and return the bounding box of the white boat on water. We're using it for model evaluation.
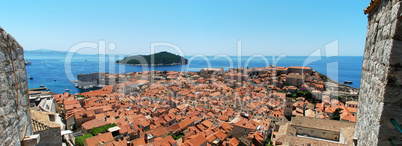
[25,60,31,65]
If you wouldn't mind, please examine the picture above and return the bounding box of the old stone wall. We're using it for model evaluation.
[0,26,33,145]
[355,0,402,145]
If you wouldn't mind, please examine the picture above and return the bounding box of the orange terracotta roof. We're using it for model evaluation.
[166,123,181,133]
[112,139,127,146]
[227,138,239,146]
[74,110,95,119]
[82,119,110,130]
[179,118,194,129]
[220,122,233,131]
[184,133,207,146]
[234,119,259,130]
[152,135,176,146]
[149,126,168,137]
[130,138,146,146]
[31,110,60,132]
[202,120,214,128]
[214,130,227,141]
[85,132,114,146]
[206,134,217,143]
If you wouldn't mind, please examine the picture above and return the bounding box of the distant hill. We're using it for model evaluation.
[116,51,188,66]
[24,49,72,55]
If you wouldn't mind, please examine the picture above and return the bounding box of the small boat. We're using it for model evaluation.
[29,76,33,80]
[65,89,70,91]
[40,85,44,87]
[54,79,56,81]
[344,80,353,84]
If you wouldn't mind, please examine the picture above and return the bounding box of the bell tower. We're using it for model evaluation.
[283,92,294,120]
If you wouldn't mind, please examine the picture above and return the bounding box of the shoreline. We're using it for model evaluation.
[317,72,359,90]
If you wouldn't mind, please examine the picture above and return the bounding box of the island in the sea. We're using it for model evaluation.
[116,51,188,66]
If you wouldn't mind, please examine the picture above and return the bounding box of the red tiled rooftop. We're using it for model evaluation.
[84,132,114,146]
[82,118,110,130]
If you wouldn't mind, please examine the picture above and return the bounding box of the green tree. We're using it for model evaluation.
[296,90,312,100]
[265,139,273,146]
[75,134,93,146]
[168,133,184,140]
[332,108,343,120]
[89,123,117,136]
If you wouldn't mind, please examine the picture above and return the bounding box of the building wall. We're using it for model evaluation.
[77,73,98,88]
[285,74,304,87]
[355,0,402,145]
[0,27,33,145]
[339,129,347,145]
[311,90,322,100]
[287,67,312,75]
[233,126,256,138]
[35,127,62,146]
[283,97,293,118]
[66,115,75,130]
[293,126,340,141]
[200,68,224,78]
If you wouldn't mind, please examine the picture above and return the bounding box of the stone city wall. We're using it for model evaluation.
[355,0,402,145]
[0,26,33,146]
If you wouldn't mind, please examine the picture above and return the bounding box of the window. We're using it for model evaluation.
[49,114,55,121]
[322,132,326,137]
[310,130,314,134]
[335,136,338,140]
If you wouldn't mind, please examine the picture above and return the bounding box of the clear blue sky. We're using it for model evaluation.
[1,0,368,56]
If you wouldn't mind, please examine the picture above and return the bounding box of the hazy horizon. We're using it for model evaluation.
[24,49,364,57]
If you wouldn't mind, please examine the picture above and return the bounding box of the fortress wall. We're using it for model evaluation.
[355,0,402,145]
[0,26,33,146]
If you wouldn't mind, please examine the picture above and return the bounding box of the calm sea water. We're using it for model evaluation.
[25,53,363,94]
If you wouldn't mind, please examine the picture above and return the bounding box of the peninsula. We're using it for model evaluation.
[116,51,188,66]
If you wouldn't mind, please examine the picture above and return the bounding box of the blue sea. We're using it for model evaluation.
[24,53,363,94]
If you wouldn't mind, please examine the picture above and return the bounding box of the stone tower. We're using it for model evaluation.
[354,0,402,145]
[283,93,293,120]
[0,27,33,145]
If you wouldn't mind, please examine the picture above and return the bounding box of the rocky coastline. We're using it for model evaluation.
[116,62,188,66]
